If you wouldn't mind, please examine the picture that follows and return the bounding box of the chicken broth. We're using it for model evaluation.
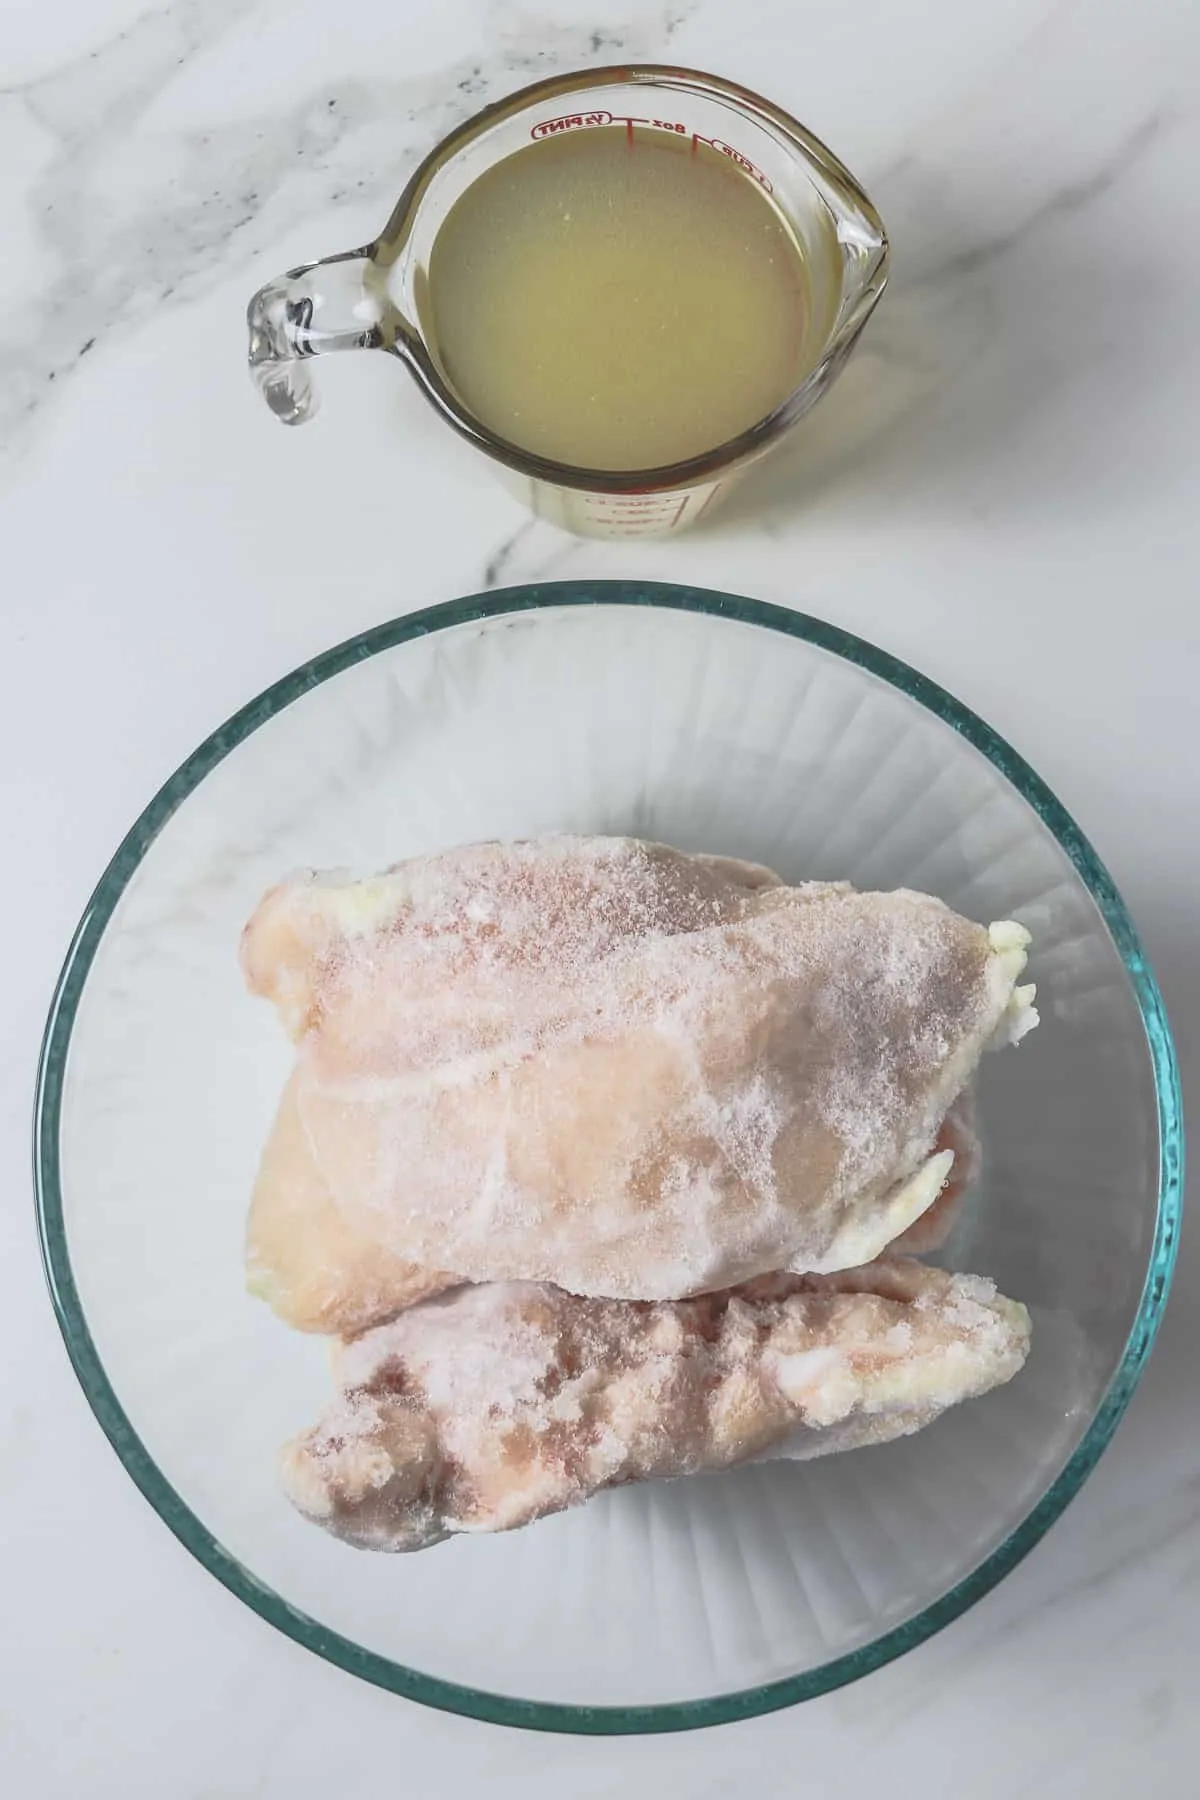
[426,126,816,471]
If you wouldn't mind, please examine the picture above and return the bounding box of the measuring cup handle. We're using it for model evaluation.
[247,247,384,424]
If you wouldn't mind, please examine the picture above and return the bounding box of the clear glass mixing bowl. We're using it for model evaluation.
[35,583,1181,1732]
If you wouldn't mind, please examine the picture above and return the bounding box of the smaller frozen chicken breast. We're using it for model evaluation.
[280,1261,1032,1552]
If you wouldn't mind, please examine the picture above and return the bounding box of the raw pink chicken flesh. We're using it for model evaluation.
[281,1261,1030,1552]
[243,837,1034,1329]
[242,837,1037,1550]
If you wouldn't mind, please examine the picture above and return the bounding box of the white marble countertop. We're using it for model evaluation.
[2,0,1197,1792]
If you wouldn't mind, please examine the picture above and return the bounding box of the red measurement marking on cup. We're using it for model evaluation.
[529,114,770,188]
[693,136,773,191]
[587,496,669,510]
[530,110,614,139]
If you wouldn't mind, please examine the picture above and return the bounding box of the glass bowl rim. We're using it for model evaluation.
[33,580,1183,1735]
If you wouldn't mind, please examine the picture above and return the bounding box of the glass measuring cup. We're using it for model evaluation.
[247,67,888,538]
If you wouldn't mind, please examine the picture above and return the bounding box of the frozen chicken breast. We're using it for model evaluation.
[244,837,1036,1326]
[280,1260,1031,1552]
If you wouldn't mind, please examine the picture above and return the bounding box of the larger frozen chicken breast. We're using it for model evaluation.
[243,837,1036,1323]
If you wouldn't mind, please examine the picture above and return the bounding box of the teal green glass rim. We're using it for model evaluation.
[34,580,1183,1735]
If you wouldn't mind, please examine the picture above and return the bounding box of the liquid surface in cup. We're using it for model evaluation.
[426,127,814,471]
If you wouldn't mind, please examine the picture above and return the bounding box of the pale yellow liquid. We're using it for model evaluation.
[427,127,814,470]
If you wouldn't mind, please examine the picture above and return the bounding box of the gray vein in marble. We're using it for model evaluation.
[481,517,536,589]
[913,106,1169,288]
[0,0,694,460]
[486,516,585,590]
[708,96,1190,533]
